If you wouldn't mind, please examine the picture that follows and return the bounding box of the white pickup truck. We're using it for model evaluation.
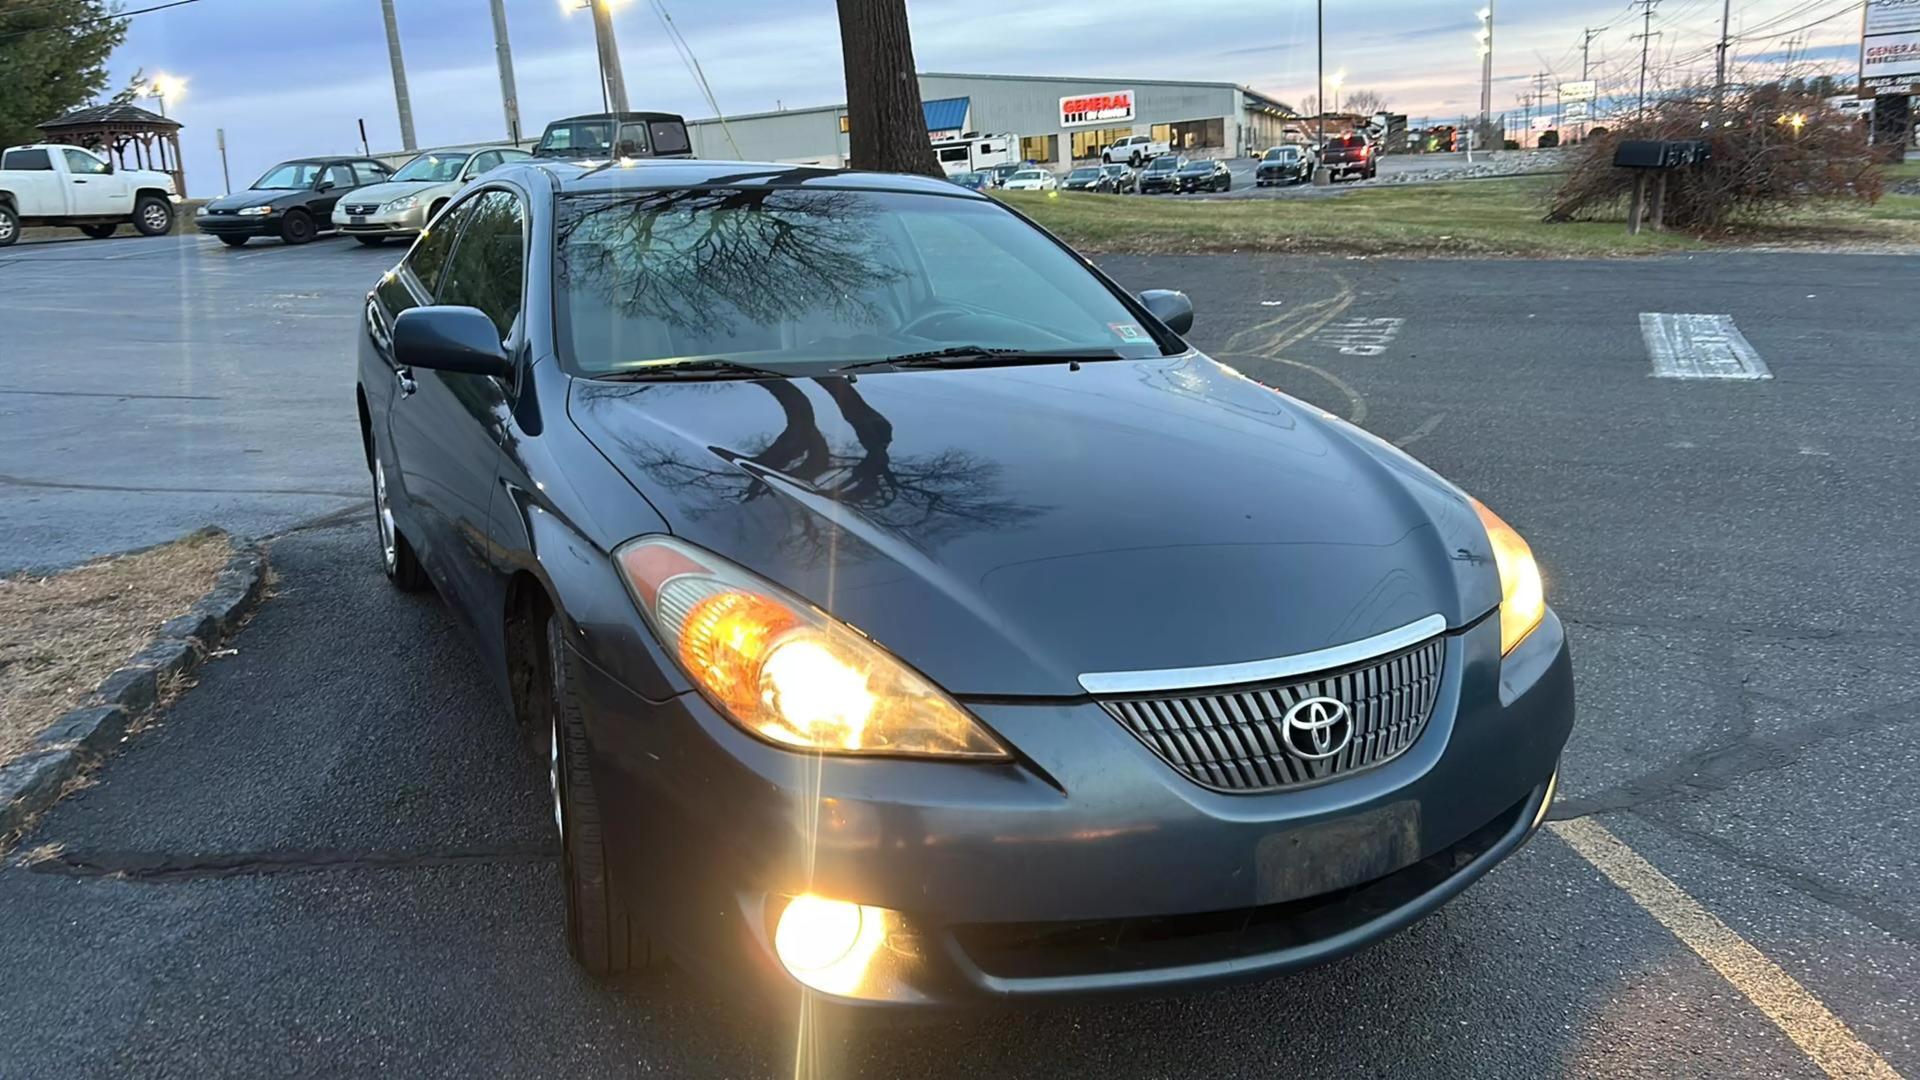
[1100,134,1171,167]
[0,144,180,246]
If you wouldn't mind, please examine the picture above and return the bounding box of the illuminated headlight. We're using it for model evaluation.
[616,536,1007,759]
[1471,499,1546,655]
[236,205,273,216]
[382,194,420,212]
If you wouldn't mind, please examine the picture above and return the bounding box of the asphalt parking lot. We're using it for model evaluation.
[3,232,1917,1078]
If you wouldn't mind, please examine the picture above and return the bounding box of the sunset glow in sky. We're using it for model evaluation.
[114,0,1869,194]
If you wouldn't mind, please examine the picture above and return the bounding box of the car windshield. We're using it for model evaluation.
[1145,157,1181,172]
[251,161,322,189]
[1264,148,1297,161]
[1178,162,1212,173]
[536,121,612,157]
[1011,170,1045,180]
[1101,165,1126,174]
[390,152,470,182]
[1068,168,1099,180]
[554,188,1168,375]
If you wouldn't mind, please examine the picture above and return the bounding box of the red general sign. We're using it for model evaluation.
[1059,90,1137,127]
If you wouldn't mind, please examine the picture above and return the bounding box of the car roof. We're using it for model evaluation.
[513,157,993,201]
[549,112,685,124]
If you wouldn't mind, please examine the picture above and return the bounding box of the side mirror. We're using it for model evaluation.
[317,181,336,192]
[1139,289,1194,335]
[393,306,515,379]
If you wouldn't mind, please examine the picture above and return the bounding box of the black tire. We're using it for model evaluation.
[133,194,174,236]
[279,209,316,245]
[80,223,117,239]
[0,203,18,247]
[218,234,250,247]
[354,235,388,247]
[545,614,656,977]
[1130,152,1142,167]
[372,456,428,592]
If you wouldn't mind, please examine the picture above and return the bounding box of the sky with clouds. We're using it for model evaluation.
[112,0,1868,195]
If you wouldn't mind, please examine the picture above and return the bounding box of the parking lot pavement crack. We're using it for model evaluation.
[0,473,362,500]
[18,843,556,882]
[1629,806,1920,948]
[1550,693,1920,823]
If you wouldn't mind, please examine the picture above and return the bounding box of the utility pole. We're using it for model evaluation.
[1581,26,1607,82]
[1711,0,1732,123]
[1632,0,1661,122]
[379,0,417,151]
[1316,0,1325,150]
[1478,3,1495,142]
[589,0,631,116]
[489,0,522,144]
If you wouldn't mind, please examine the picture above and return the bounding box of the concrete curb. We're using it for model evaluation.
[0,537,267,842]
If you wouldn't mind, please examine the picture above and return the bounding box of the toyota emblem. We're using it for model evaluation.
[1282,696,1353,760]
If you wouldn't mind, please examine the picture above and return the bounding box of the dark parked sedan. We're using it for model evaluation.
[358,158,1573,1011]
[1060,166,1116,193]
[196,156,393,246]
[1255,145,1310,186]
[1175,158,1232,193]
[1136,154,1186,194]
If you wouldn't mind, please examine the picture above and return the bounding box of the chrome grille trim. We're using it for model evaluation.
[1076,614,1448,695]
[1098,633,1446,794]
[343,203,381,215]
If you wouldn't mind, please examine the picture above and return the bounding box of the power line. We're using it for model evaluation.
[0,0,201,43]
[647,0,740,158]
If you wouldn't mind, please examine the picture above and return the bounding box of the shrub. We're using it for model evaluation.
[1503,139,1520,150]
[1546,86,1882,230]
[1538,130,1560,148]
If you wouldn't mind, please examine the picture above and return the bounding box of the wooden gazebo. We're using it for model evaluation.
[36,104,185,195]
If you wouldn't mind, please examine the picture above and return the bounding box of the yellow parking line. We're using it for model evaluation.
[1549,818,1905,1080]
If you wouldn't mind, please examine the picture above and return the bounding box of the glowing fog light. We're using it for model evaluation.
[774,894,890,994]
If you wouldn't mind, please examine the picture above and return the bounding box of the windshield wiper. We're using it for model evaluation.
[833,345,1132,374]
[595,358,790,382]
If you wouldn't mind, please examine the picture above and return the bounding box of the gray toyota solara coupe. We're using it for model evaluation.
[356,157,1574,1011]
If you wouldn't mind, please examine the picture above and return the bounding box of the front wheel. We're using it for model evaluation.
[354,235,387,247]
[80,223,117,239]
[133,195,173,236]
[279,210,316,245]
[218,234,249,247]
[372,457,428,592]
[545,614,657,977]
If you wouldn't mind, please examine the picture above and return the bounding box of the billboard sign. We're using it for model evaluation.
[1862,0,1920,92]
[1059,90,1136,127]
[1559,80,1597,102]
[1563,100,1592,123]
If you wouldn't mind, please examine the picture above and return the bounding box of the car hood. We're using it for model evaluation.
[205,189,300,211]
[568,357,1501,697]
[338,179,455,206]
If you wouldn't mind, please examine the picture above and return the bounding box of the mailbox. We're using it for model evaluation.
[1614,139,1711,169]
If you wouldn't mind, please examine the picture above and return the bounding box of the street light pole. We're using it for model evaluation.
[589,0,631,115]
[379,0,417,151]
[489,0,522,143]
[1316,0,1325,150]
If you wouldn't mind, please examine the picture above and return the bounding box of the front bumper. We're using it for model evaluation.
[578,608,1574,1010]
[195,213,277,237]
[333,203,428,235]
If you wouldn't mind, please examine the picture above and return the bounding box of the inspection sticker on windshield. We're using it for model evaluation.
[1109,323,1152,344]
[1640,313,1772,380]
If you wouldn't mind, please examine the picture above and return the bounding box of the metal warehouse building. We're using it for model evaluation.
[686,72,1296,168]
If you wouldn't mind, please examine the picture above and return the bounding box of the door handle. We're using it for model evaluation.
[72,179,88,184]
[396,368,417,396]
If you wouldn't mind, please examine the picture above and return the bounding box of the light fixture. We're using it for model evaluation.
[773,894,893,995]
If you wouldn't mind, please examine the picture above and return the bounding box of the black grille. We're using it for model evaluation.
[1099,636,1445,793]
[343,203,379,215]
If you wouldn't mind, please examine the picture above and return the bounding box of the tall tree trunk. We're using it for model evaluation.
[835,0,940,176]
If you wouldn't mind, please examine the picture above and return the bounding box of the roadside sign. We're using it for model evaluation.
[1560,80,1597,102]
[1060,90,1135,127]
[1564,101,1592,123]
[1861,0,1920,94]
[1530,115,1556,131]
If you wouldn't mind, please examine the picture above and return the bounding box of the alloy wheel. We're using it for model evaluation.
[141,203,170,232]
[373,459,397,572]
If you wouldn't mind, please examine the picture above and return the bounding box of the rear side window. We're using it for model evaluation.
[648,120,690,155]
[404,200,476,297]
[3,149,52,171]
[436,191,526,340]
